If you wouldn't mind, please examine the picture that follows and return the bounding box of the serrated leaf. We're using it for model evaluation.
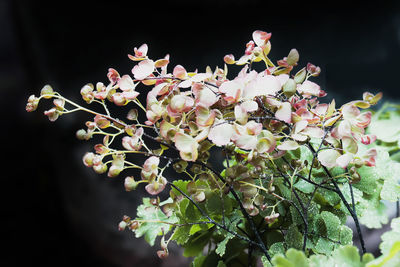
[285,225,303,250]
[353,165,379,195]
[379,217,400,255]
[314,237,334,254]
[368,114,400,143]
[359,200,388,229]
[269,242,285,257]
[367,241,400,267]
[294,179,315,194]
[192,255,206,267]
[272,248,309,267]
[172,225,191,245]
[331,245,363,267]
[320,211,341,240]
[339,225,353,245]
[262,255,273,267]
[134,198,178,246]
[189,222,213,235]
[215,233,234,257]
[381,178,400,202]
[205,192,233,216]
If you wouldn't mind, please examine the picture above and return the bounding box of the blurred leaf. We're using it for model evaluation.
[135,198,178,246]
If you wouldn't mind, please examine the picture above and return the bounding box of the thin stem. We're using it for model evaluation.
[307,143,366,254]
[194,161,271,262]
[167,182,258,247]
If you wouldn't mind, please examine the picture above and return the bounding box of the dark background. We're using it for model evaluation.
[2,0,400,266]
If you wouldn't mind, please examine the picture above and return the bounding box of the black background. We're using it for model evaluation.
[2,0,400,266]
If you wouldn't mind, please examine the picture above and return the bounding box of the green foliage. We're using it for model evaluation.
[134,198,178,246]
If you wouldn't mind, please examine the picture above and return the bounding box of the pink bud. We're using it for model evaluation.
[107,68,120,85]
[118,221,127,231]
[44,108,59,122]
[157,250,169,259]
[224,54,235,64]
[111,93,127,106]
[245,41,255,55]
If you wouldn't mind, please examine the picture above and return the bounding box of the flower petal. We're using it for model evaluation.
[275,102,292,123]
[318,149,341,168]
[208,121,234,146]
[132,59,155,80]
[336,153,354,169]
[277,140,299,151]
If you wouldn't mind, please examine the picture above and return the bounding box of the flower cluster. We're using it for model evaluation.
[27,30,385,263]
[26,29,382,200]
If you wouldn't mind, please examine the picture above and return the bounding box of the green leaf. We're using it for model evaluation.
[381,178,400,202]
[183,231,213,257]
[271,248,309,267]
[314,237,334,254]
[172,225,192,245]
[134,198,178,246]
[353,166,378,195]
[368,112,400,143]
[171,179,190,196]
[294,179,315,194]
[331,245,364,267]
[192,255,206,267]
[217,260,227,267]
[339,225,353,245]
[359,200,388,229]
[379,217,400,255]
[308,254,334,267]
[205,191,233,216]
[215,233,234,257]
[366,241,400,267]
[262,255,273,267]
[269,242,285,258]
[285,225,303,250]
[320,211,341,240]
[189,222,213,235]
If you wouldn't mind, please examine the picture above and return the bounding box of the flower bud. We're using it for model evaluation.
[83,152,95,167]
[173,160,188,173]
[44,108,59,122]
[265,213,279,224]
[76,129,87,140]
[93,163,107,174]
[118,221,127,231]
[26,95,40,112]
[157,249,169,259]
[223,54,235,64]
[129,221,139,231]
[108,164,123,178]
[112,93,127,106]
[40,85,54,99]
[127,109,138,121]
[80,84,94,103]
[124,176,138,191]
[160,236,167,250]
[53,99,65,111]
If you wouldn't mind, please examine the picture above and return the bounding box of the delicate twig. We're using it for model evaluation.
[307,144,366,254]
[194,161,271,262]
[167,182,258,247]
